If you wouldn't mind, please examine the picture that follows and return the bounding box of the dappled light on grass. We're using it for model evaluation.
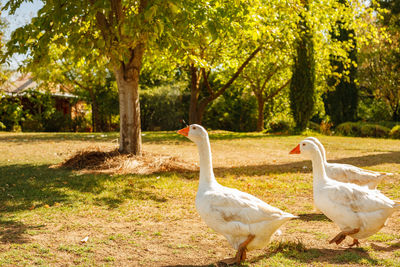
[0,217,45,244]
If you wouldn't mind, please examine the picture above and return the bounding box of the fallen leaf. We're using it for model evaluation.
[44,204,50,208]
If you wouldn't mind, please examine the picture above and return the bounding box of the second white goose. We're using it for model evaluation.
[305,137,393,189]
[290,139,400,247]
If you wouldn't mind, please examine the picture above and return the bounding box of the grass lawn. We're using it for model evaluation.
[0,131,399,266]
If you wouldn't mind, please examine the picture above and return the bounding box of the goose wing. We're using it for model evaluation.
[205,187,294,225]
[326,183,395,213]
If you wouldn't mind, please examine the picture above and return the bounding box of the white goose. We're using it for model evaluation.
[290,139,400,247]
[305,137,393,189]
[178,124,296,265]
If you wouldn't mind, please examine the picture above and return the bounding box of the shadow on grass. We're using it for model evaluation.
[296,213,331,222]
[0,217,45,244]
[370,242,400,252]
[0,164,169,213]
[163,265,216,267]
[1,149,399,212]
[251,241,381,266]
[168,151,399,180]
[211,151,400,177]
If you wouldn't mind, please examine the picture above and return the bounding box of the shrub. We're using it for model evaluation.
[336,122,390,138]
[320,120,333,135]
[22,114,44,132]
[267,120,292,133]
[43,111,72,132]
[390,125,400,139]
[307,121,321,132]
[140,83,189,131]
[360,124,390,138]
[0,96,24,131]
[375,121,400,129]
[203,87,257,132]
[335,122,362,137]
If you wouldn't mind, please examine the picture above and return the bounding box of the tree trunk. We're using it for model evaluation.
[87,87,101,132]
[392,103,400,121]
[256,94,265,132]
[188,65,201,124]
[113,45,145,155]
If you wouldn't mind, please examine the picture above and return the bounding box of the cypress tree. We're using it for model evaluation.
[289,5,315,131]
[323,0,358,125]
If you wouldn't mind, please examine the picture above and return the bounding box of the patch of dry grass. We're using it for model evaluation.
[54,147,196,174]
[0,131,399,266]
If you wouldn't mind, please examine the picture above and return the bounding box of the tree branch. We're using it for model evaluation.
[205,45,263,103]
[264,78,291,101]
[201,68,214,96]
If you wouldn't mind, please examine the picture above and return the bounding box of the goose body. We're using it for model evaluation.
[290,140,400,246]
[178,124,296,263]
[306,137,393,189]
[195,183,295,251]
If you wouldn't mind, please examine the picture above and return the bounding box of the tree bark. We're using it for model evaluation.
[113,45,145,155]
[392,103,400,121]
[87,86,101,132]
[256,94,265,132]
[188,65,202,124]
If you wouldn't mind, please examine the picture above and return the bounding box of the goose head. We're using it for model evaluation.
[177,124,208,144]
[304,137,321,146]
[289,139,321,159]
[304,137,326,161]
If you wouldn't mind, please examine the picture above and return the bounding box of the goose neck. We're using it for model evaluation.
[197,138,216,187]
[320,144,327,163]
[311,149,329,187]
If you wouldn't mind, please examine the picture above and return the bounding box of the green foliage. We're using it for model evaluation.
[266,120,293,134]
[3,0,387,136]
[358,1,400,122]
[324,0,358,126]
[0,90,89,132]
[375,121,400,129]
[0,95,24,131]
[289,10,315,131]
[140,83,189,131]
[308,121,321,133]
[389,125,400,139]
[41,111,72,132]
[360,124,390,138]
[335,122,362,136]
[335,122,390,138]
[358,96,393,122]
[22,114,44,132]
[203,86,257,132]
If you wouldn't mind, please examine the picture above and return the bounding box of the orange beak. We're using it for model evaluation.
[289,144,301,154]
[177,126,190,137]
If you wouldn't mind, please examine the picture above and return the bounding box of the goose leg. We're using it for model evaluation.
[220,234,255,265]
[348,239,360,248]
[329,228,360,245]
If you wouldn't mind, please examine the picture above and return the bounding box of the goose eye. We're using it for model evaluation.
[302,143,306,146]
[192,126,197,130]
